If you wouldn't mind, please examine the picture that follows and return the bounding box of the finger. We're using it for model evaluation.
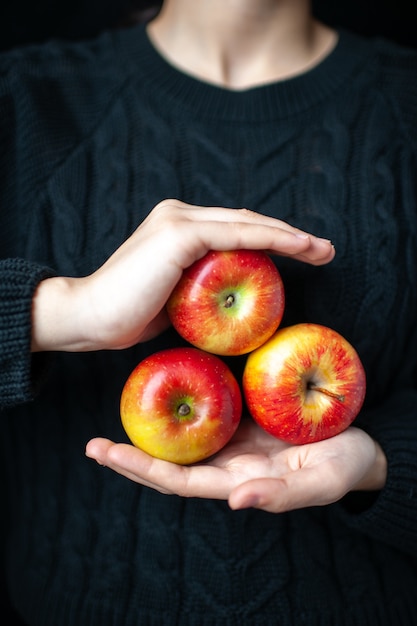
[191,205,336,257]
[194,208,336,264]
[86,439,180,493]
[85,438,233,499]
[173,202,323,239]
[152,201,335,265]
[172,220,335,269]
[284,245,336,266]
[271,241,335,265]
[228,468,345,513]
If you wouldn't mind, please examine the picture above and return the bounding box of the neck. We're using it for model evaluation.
[147,0,337,89]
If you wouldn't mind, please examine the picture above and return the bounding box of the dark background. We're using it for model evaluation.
[0,0,415,624]
[0,0,416,51]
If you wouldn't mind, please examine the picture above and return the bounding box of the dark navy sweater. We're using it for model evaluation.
[1,21,417,625]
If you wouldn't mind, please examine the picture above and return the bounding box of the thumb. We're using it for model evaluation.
[228,468,341,513]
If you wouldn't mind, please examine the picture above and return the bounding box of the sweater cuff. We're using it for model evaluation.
[335,390,417,556]
[0,258,55,408]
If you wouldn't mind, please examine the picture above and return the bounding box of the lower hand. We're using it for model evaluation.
[85,420,387,513]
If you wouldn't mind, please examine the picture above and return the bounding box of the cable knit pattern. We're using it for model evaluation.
[0,259,54,405]
[1,24,417,625]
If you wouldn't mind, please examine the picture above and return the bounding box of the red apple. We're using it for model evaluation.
[166,249,285,356]
[242,323,366,444]
[120,347,242,464]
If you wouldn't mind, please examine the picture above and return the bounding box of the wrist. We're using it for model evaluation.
[31,276,93,352]
[353,439,387,492]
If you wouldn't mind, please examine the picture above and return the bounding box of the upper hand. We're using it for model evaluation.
[31,199,334,352]
[85,420,387,514]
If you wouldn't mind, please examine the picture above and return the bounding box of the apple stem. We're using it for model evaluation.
[224,295,235,308]
[307,383,345,403]
[177,403,191,417]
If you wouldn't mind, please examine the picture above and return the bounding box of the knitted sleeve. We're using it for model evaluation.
[0,259,55,408]
[335,391,417,557]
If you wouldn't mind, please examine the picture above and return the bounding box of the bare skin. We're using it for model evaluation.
[32,199,334,352]
[86,422,387,513]
[147,0,338,89]
[32,1,388,509]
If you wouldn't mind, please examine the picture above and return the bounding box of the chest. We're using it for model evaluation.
[24,107,417,400]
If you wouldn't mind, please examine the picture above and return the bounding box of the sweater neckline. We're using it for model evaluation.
[123,22,370,121]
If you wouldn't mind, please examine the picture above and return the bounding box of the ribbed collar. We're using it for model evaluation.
[121,22,371,122]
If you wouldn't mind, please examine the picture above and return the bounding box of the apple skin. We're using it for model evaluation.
[242,323,366,445]
[120,347,242,464]
[166,249,285,356]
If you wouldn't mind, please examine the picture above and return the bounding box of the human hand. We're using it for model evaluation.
[31,199,334,352]
[85,420,387,513]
